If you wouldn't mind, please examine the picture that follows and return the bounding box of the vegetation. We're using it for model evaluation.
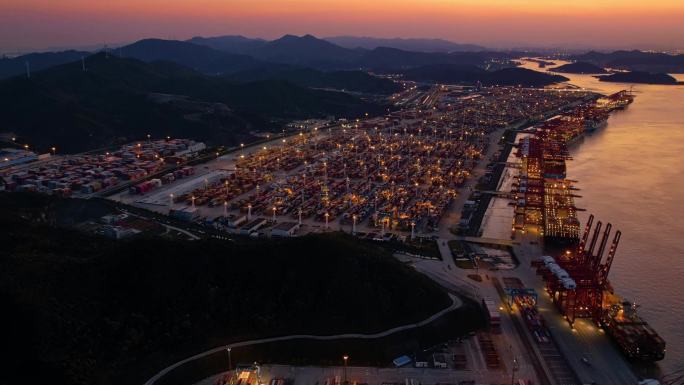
[0,53,382,153]
[388,237,442,260]
[225,67,402,95]
[598,71,679,85]
[0,193,459,385]
[400,64,568,86]
[0,50,90,79]
[549,61,608,74]
[571,50,684,73]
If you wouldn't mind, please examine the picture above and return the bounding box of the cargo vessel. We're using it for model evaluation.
[533,215,666,363]
[600,296,666,361]
[598,90,635,111]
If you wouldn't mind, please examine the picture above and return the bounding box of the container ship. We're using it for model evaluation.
[600,295,666,361]
[533,215,666,362]
[513,95,630,245]
[514,135,580,245]
[597,90,635,111]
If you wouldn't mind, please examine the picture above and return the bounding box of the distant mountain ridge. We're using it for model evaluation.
[0,50,90,79]
[120,38,273,74]
[3,35,520,81]
[570,50,684,73]
[187,35,267,53]
[187,34,511,70]
[325,36,486,52]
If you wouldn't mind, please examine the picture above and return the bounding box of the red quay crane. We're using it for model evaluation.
[536,214,620,325]
[533,214,665,362]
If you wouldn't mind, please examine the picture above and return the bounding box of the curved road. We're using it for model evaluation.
[144,294,461,385]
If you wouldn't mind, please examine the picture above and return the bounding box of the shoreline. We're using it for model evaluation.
[474,91,647,384]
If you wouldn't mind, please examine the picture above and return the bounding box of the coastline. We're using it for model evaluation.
[473,91,650,384]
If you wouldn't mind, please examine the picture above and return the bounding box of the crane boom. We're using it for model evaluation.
[578,214,594,263]
[594,223,612,271]
[587,220,602,259]
[598,230,621,286]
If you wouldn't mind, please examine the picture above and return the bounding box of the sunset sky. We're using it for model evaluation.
[2,0,684,52]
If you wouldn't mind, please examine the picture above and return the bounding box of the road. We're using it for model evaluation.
[144,295,462,385]
[512,233,639,385]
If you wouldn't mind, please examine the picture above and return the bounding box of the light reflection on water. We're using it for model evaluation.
[521,60,684,372]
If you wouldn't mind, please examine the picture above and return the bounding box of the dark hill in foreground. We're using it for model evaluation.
[0,53,381,153]
[0,193,453,385]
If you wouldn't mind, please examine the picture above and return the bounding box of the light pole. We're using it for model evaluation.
[510,355,518,385]
[343,355,349,385]
[226,347,232,372]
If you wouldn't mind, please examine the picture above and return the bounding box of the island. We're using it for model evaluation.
[550,61,608,74]
[401,64,569,87]
[598,71,680,85]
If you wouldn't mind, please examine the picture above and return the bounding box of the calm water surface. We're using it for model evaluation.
[521,60,684,373]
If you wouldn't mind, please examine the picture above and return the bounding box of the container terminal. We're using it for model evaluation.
[2,83,662,385]
[512,90,635,245]
[509,89,665,363]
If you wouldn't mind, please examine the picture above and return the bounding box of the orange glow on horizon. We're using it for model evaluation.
[1,0,683,51]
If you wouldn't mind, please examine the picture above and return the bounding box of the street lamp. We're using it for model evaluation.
[510,356,518,385]
[343,355,349,385]
[226,347,232,372]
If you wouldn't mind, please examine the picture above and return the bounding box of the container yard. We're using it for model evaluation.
[116,86,596,239]
[0,138,205,197]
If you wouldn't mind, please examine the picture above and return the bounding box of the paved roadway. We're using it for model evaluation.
[144,295,463,385]
[198,363,527,385]
[512,233,639,385]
